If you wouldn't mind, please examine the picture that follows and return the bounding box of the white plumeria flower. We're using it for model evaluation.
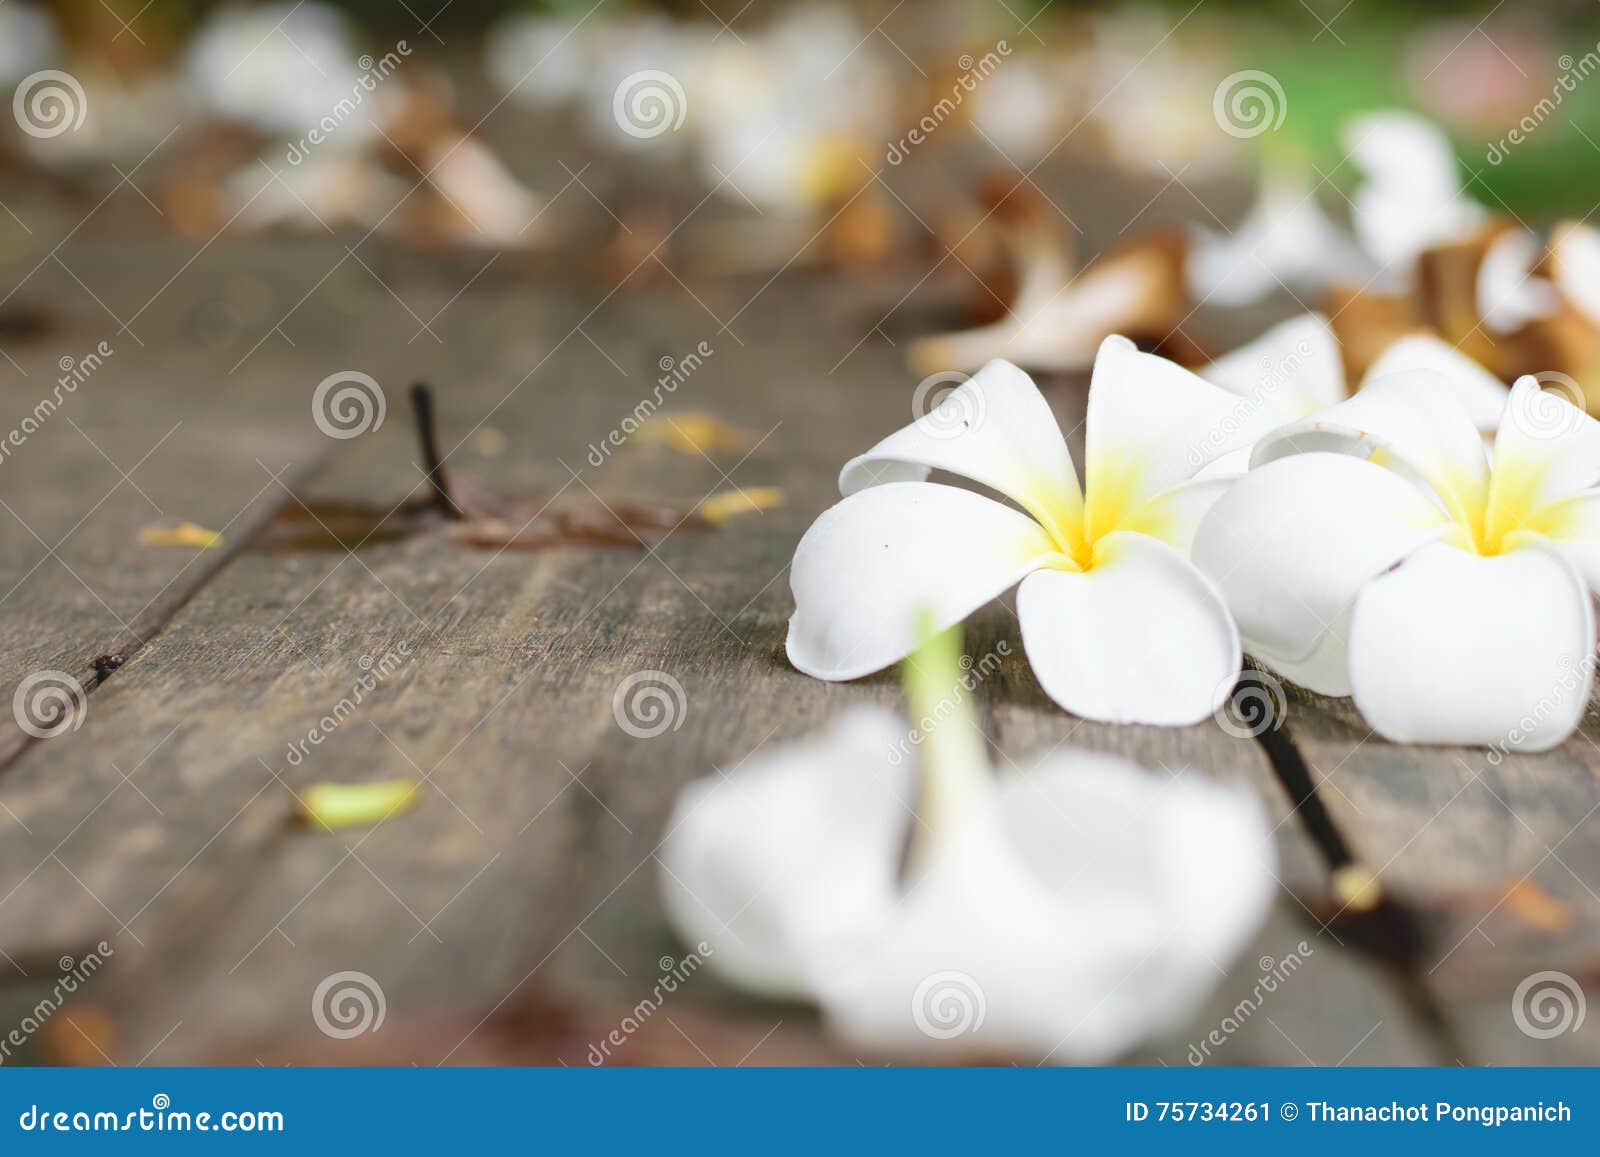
[660,626,1275,1063]
[1194,372,1600,750]
[787,338,1261,725]
[1197,315,1508,473]
[1345,110,1486,285]
[1187,171,1369,307]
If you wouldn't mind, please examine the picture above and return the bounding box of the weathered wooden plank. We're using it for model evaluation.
[1269,682,1600,1063]
[0,248,1435,1065]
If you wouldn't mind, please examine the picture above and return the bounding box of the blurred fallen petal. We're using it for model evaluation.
[1187,168,1368,307]
[632,414,750,455]
[139,522,223,549]
[697,486,784,525]
[1344,110,1487,286]
[1549,220,1600,328]
[908,233,1186,375]
[297,780,420,831]
[223,153,404,234]
[1476,227,1559,335]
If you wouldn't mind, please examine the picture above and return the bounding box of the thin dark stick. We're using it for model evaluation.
[410,382,463,520]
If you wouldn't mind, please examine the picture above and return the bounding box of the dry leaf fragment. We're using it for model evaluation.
[297,780,419,831]
[138,522,223,549]
[908,231,1187,375]
[632,414,750,456]
[40,1004,118,1066]
[697,486,784,525]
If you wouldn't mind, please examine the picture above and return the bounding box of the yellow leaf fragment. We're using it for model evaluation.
[697,486,784,525]
[297,779,419,831]
[139,521,223,549]
[634,414,749,456]
[1331,864,1382,913]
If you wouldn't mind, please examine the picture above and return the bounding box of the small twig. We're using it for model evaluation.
[410,382,463,520]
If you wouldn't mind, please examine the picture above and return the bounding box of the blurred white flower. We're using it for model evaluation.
[660,626,1275,1062]
[788,341,1258,725]
[186,2,388,145]
[1187,171,1369,307]
[1345,110,1486,285]
[1476,228,1558,335]
[1196,372,1600,749]
[484,11,593,109]
[1549,220,1600,328]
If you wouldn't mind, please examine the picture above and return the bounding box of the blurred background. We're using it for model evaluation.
[2,0,1599,256]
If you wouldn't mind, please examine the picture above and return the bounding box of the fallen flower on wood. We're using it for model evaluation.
[660,620,1275,1063]
[1196,373,1600,749]
[788,341,1261,725]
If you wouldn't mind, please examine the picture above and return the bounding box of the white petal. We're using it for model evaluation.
[816,750,1275,1063]
[1360,334,1508,434]
[658,709,913,999]
[1250,609,1356,698]
[1200,313,1346,424]
[1489,376,1600,520]
[787,483,1065,680]
[1551,220,1600,326]
[1349,542,1594,750]
[1187,179,1368,307]
[1344,110,1485,280]
[1477,229,1558,335]
[1193,453,1449,688]
[1017,532,1240,725]
[1254,369,1490,531]
[839,359,1083,548]
[1085,335,1263,539]
[1524,489,1600,594]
